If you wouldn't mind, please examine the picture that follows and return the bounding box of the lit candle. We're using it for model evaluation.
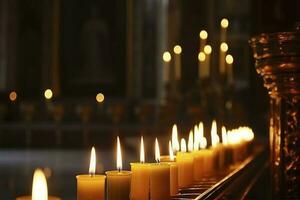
[203,45,212,79]
[219,42,228,75]
[173,45,182,81]
[226,54,234,85]
[106,137,131,200]
[199,30,208,52]
[130,136,151,200]
[171,124,180,153]
[210,121,221,171]
[198,52,206,79]
[149,138,170,200]
[16,169,60,200]
[76,147,106,200]
[177,138,194,188]
[220,18,229,43]
[192,137,214,180]
[163,51,172,84]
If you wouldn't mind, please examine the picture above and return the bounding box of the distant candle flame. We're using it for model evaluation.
[227,127,254,144]
[163,51,171,62]
[211,120,220,147]
[173,45,182,54]
[169,140,175,161]
[188,130,194,152]
[222,126,228,145]
[221,18,229,28]
[181,138,187,152]
[172,124,180,152]
[199,122,204,138]
[32,169,48,200]
[194,126,200,151]
[155,138,160,163]
[220,42,228,52]
[199,30,208,39]
[117,137,122,171]
[200,137,207,149]
[89,147,96,175]
[140,136,145,163]
[204,45,212,55]
[226,54,234,64]
[198,52,206,62]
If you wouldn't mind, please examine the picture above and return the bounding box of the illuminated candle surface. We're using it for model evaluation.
[203,45,212,79]
[130,136,150,200]
[173,45,182,80]
[177,138,194,188]
[16,169,60,200]
[106,137,131,200]
[160,141,178,196]
[198,52,207,79]
[226,54,234,84]
[149,138,170,200]
[76,147,106,200]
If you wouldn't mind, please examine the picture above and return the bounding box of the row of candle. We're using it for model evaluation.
[16,121,254,200]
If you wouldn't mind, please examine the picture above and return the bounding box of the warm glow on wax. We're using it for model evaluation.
[188,131,194,152]
[32,169,48,200]
[181,138,187,152]
[169,141,175,161]
[89,147,96,175]
[117,137,122,170]
[140,136,145,163]
[155,138,160,163]
[172,124,180,152]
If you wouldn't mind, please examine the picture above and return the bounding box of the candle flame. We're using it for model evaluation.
[188,130,194,152]
[163,51,171,62]
[194,126,200,150]
[199,30,208,39]
[226,54,234,64]
[172,124,180,152]
[221,18,229,28]
[200,137,207,149]
[117,137,122,171]
[220,42,228,52]
[198,52,206,62]
[140,136,145,163]
[173,45,182,54]
[199,122,204,138]
[155,138,160,163]
[181,138,187,152]
[169,140,175,161]
[211,120,220,147]
[204,45,212,55]
[89,147,96,175]
[32,169,48,200]
[222,126,228,145]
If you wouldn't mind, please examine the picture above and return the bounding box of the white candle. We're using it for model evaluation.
[199,30,208,52]
[163,51,171,84]
[220,18,229,43]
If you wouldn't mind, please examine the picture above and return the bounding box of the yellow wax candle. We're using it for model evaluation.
[106,137,131,200]
[149,138,170,200]
[160,141,179,196]
[150,163,170,200]
[130,136,150,200]
[16,169,60,200]
[177,138,194,188]
[192,148,214,180]
[173,45,182,81]
[76,147,106,200]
